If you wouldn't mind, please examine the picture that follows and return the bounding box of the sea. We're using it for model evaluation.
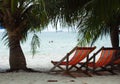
[0,29,112,71]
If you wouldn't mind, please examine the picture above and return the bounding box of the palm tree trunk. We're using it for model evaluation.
[110,26,119,48]
[110,26,120,70]
[8,33,27,71]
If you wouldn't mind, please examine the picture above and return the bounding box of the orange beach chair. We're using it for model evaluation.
[49,46,96,77]
[80,47,118,75]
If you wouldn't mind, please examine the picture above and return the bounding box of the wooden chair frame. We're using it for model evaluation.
[49,46,96,77]
[80,47,119,75]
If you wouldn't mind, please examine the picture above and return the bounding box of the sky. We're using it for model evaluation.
[42,23,77,32]
[0,23,77,32]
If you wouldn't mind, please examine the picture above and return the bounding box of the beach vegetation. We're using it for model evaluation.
[50,0,120,48]
[76,0,120,48]
[0,0,48,71]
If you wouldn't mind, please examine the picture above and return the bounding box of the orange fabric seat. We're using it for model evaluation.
[79,47,118,74]
[49,46,96,77]
[88,49,116,68]
[52,48,94,65]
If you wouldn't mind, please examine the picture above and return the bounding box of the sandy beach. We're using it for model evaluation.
[0,32,119,84]
[0,53,120,84]
[0,49,120,84]
[0,71,119,84]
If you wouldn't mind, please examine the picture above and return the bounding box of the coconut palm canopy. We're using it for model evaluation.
[0,0,48,71]
[0,0,47,40]
[46,0,120,47]
[76,0,120,47]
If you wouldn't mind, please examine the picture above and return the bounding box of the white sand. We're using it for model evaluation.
[0,54,120,84]
[0,50,120,84]
[0,72,119,84]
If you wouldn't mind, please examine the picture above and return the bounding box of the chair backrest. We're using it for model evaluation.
[69,47,96,65]
[94,48,116,67]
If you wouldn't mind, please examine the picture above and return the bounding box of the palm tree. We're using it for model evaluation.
[0,0,48,71]
[77,0,120,48]
[50,0,120,48]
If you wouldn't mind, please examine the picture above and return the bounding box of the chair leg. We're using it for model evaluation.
[109,70,117,75]
[50,63,76,78]
[95,67,117,75]
[57,66,65,71]
[52,63,66,71]
[74,66,92,77]
[68,66,74,71]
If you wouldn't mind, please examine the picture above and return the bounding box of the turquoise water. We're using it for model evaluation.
[0,31,112,57]
[0,31,78,56]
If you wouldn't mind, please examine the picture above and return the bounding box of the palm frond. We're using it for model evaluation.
[31,33,40,56]
[76,0,120,46]
[1,31,9,46]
